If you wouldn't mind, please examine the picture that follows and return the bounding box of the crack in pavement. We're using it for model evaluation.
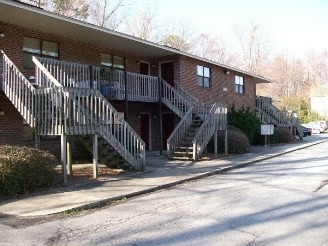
[313,179,328,192]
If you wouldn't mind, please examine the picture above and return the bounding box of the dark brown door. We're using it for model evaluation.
[140,114,150,150]
[140,62,149,75]
[162,113,175,150]
[160,62,174,86]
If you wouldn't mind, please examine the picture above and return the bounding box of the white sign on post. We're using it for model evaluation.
[261,124,274,135]
[261,124,274,147]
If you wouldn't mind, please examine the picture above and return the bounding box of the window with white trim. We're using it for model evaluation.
[101,53,125,74]
[235,75,245,94]
[23,37,58,68]
[197,65,210,88]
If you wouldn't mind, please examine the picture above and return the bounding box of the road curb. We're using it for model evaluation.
[57,139,328,215]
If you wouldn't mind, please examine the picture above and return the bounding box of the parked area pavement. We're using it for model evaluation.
[0,136,327,217]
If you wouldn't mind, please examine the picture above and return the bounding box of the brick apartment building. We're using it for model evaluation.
[1,0,284,173]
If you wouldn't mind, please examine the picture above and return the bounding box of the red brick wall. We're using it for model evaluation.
[0,21,258,154]
[0,92,62,159]
[111,101,177,151]
[0,22,157,77]
[178,56,256,111]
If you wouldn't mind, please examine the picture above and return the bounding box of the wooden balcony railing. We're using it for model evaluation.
[36,57,100,89]
[37,58,193,119]
[1,50,36,127]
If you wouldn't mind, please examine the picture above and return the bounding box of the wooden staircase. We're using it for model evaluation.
[167,81,228,161]
[78,135,127,169]
[169,114,203,160]
[1,51,146,172]
[256,96,303,140]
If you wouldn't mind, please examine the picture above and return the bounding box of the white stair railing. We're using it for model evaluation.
[167,107,193,158]
[160,79,192,118]
[255,96,290,127]
[63,87,146,170]
[1,51,36,127]
[34,58,145,170]
[192,102,227,160]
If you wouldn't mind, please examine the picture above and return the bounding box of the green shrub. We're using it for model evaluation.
[208,127,250,154]
[227,105,261,144]
[0,145,59,198]
[253,126,292,145]
[273,127,292,143]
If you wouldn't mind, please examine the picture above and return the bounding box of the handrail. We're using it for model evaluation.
[35,57,145,170]
[62,87,146,170]
[36,57,100,89]
[1,51,36,127]
[33,57,62,88]
[35,87,64,135]
[167,106,193,158]
[174,80,201,107]
[103,70,159,102]
[192,102,227,160]
[161,78,192,118]
[255,96,290,127]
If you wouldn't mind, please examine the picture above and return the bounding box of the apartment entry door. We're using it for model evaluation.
[160,62,174,86]
[139,62,149,75]
[162,113,175,150]
[140,113,150,150]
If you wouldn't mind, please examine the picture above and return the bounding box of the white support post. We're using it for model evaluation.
[193,141,197,161]
[93,134,98,178]
[67,136,72,175]
[61,134,67,184]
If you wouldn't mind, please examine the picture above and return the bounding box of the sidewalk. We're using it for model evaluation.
[0,138,326,217]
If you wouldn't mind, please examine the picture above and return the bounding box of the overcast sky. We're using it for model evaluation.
[134,0,328,57]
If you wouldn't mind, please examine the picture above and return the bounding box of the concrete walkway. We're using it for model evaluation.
[0,138,326,217]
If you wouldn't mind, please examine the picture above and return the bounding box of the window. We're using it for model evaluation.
[23,37,58,68]
[235,75,245,94]
[197,65,210,88]
[101,53,125,74]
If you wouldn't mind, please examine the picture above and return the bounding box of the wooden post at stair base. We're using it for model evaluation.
[214,129,218,158]
[34,132,40,150]
[61,133,67,184]
[93,134,98,178]
[224,129,228,154]
[67,135,72,175]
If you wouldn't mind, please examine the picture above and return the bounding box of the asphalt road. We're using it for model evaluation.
[0,136,327,245]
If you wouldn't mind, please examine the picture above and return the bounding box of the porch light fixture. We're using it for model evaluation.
[0,109,4,116]
[136,61,140,65]
[152,64,156,68]
[137,114,141,119]
[152,113,157,119]
[224,69,230,75]
[0,33,5,38]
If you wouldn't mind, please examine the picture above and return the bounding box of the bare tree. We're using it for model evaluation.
[52,0,89,20]
[190,33,234,65]
[88,0,128,30]
[235,23,270,75]
[123,1,160,41]
[161,34,190,52]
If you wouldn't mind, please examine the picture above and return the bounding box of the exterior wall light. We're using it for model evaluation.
[224,69,230,75]
[0,33,5,38]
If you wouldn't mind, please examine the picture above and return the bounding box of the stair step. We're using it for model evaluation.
[169,156,193,160]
